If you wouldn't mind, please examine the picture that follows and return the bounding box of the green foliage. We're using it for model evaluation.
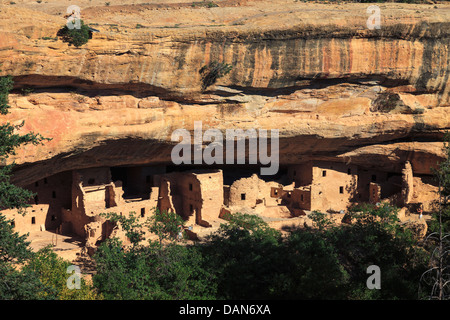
[274,229,349,299]
[191,1,218,8]
[100,211,145,246]
[23,246,102,300]
[0,75,13,115]
[146,208,185,245]
[57,20,91,47]
[0,214,33,264]
[199,61,233,92]
[0,263,48,299]
[0,215,50,299]
[309,210,334,231]
[0,75,49,211]
[428,132,450,234]
[202,213,282,299]
[91,209,428,300]
[0,73,54,300]
[93,238,214,300]
[326,203,424,299]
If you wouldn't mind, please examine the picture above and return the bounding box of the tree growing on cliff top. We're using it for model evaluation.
[57,19,91,48]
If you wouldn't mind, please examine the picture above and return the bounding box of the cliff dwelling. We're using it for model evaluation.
[1,0,448,260]
[1,158,437,254]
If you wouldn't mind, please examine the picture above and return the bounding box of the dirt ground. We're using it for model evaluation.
[1,0,449,33]
[28,230,85,261]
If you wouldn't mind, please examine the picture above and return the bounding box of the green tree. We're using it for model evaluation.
[328,203,426,299]
[93,208,214,299]
[202,213,283,299]
[0,73,50,299]
[23,246,102,300]
[275,229,349,299]
[146,208,185,246]
[419,132,450,300]
[0,75,48,211]
[57,20,91,47]
[100,211,145,247]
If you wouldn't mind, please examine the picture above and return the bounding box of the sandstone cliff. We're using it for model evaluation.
[0,0,449,186]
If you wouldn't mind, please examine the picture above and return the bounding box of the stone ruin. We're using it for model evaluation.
[1,159,434,253]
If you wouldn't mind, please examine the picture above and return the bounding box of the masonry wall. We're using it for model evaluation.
[1,171,72,235]
[310,161,358,212]
[288,162,313,187]
[195,170,224,225]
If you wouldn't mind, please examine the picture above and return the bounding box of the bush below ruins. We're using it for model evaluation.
[91,209,428,300]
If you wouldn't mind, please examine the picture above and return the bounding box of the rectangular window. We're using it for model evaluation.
[141,208,145,218]
[348,168,351,174]
[241,193,246,201]
[52,191,56,198]
[189,183,193,191]
[189,204,193,213]
[372,174,377,182]
[31,217,36,225]
[301,194,304,201]
[339,186,344,194]
[322,170,327,177]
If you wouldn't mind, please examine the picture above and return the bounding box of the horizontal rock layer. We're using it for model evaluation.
[0,2,449,185]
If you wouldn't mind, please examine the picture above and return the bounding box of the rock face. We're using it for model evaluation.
[0,1,449,187]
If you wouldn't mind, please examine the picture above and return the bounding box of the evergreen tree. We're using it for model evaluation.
[0,73,50,299]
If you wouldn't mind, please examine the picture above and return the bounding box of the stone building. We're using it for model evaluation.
[157,169,224,227]
[0,159,435,250]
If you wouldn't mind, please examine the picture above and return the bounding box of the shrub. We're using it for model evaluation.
[199,61,233,92]
[57,20,91,47]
